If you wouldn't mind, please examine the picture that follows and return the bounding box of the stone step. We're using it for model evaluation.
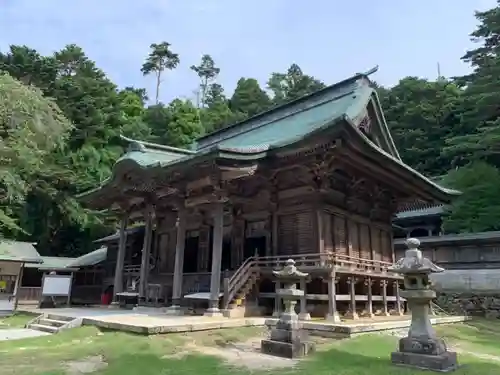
[46,314,75,322]
[38,318,67,327]
[29,323,59,334]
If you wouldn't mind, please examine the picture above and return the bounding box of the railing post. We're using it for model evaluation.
[222,269,230,309]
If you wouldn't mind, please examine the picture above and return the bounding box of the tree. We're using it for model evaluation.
[0,73,72,234]
[190,54,220,108]
[141,42,180,104]
[377,77,462,176]
[441,162,500,233]
[267,63,325,105]
[230,78,271,118]
[200,84,242,132]
[443,3,500,167]
[143,99,204,148]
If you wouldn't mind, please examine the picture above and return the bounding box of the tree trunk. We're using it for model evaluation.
[155,71,161,104]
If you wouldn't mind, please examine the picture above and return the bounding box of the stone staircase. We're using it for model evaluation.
[27,313,83,334]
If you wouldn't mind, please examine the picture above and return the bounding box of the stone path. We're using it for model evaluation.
[0,328,50,341]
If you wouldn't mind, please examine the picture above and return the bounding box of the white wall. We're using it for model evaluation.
[431,269,500,292]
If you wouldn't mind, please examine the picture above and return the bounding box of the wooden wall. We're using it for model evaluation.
[325,210,393,262]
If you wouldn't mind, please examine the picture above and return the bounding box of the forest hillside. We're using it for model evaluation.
[1,5,500,256]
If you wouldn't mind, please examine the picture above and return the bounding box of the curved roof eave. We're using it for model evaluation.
[342,117,461,198]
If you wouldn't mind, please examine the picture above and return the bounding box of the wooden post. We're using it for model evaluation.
[139,204,154,302]
[365,277,374,318]
[13,263,24,312]
[325,273,341,322]
[205,202,224,316]
[273,280,281,317]
[345,276,359,320]
[166,208,186,315]
[113,213,128,301]
[298,278,311,320]
[394,280,403,315]
[380,279,390,316]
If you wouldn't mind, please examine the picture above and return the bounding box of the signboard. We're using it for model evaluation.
[41,274,72,297]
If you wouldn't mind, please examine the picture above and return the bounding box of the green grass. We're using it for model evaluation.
[0,312,35,329]
[1,319,500,375]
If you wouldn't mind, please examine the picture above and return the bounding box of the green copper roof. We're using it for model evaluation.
[0,240,41,263]
[116,135,194,168]
[25,256,76,270]
[66,247,107,268]
[79,66,459,205]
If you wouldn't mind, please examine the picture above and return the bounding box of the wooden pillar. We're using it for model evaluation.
[167,208,186,314]
[273,280,281,317]
[113,213,128,301]
[393,280,403,315]
[345,276,359,320]
[271,211,278,256]
[205,202,224,316]
[380,279,390,316]
[325,272,341,322]
[365,277,374,318]
[298,278,311,320]
[13,263,24,311]
[139,204,154,302]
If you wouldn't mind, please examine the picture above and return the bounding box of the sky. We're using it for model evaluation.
[0,0,497,104]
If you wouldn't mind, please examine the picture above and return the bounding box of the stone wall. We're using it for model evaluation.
[430,269,500,318]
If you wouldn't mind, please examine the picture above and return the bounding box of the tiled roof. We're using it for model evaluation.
[78,66,459,206]
[395,205,445,220]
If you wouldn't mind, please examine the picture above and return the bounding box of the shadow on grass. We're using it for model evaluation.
[303,346,500,375]
[439,318,500,351]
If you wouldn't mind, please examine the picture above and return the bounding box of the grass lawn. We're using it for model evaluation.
[0,314,499,375]
[0,312,35,329]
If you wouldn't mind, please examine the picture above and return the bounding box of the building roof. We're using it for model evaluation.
[394,231,500,246]
[0,240,42,263]
[24,256,76,270]
[78,66,460,208]
[66,247,107,268]
[394,205,445,220]
[94,226,144,244]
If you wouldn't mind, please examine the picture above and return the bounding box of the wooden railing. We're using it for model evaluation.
[222,253,396,309]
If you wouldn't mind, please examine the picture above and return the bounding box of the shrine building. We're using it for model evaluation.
[79,67,459,320]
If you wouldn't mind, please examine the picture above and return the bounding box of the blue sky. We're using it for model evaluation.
[0,0,496,103]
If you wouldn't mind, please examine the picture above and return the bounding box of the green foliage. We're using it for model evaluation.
[191,54,220,108]
[377,77,462,176]
[0,73,72,234]
[4,0,500,255]
[441,162,500,233]
[144,99,204,148]
[230,78,271,117]
[267,63,326,105]
[141,42,180,104]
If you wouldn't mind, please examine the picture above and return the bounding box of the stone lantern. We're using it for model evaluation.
[261,259,315,358]
[389,238,458,372]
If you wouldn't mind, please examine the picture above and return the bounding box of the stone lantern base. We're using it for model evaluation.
[391,336,458,372]
[261,318,315,359]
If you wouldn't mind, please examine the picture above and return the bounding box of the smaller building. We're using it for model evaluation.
[17,247,108,306]
[0,240,42,314]
[393,204,445,239]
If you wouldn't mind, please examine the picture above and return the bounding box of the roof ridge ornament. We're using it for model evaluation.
[357,65,379,77]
